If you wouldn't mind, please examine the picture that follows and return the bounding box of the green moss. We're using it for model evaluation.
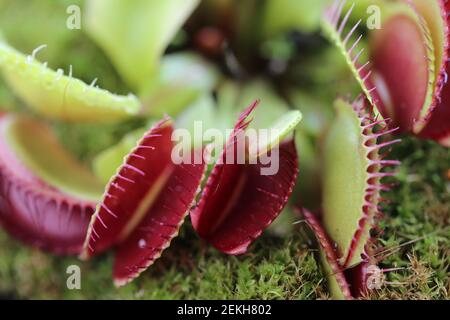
[374,138,450,300]
[0,227,326,300]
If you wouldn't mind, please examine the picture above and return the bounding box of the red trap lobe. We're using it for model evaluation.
[114,153,206,286]
[82,118,174,259]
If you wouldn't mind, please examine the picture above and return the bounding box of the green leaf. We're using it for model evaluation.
[85,0,200,92]
[141,52,221,116]
[0,41,141,122]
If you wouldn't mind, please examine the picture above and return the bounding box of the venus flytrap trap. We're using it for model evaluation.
[322,1,383,113]
[81,118,208,286]
[396,0,450,145]
[0,41,141,122]
[324,0,450,146]
[302,98,400,299]
[321,99,400,269]
[370,1,436,132]
[191,101,301,255]
[0,114,102,255]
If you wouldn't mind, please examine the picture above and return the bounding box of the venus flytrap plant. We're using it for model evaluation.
[0,0,446,299]
[88,98,302,258]
[0,0,228,273]
[302,98,400,299]
[0,22,279,284]
[0,16,305,283]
